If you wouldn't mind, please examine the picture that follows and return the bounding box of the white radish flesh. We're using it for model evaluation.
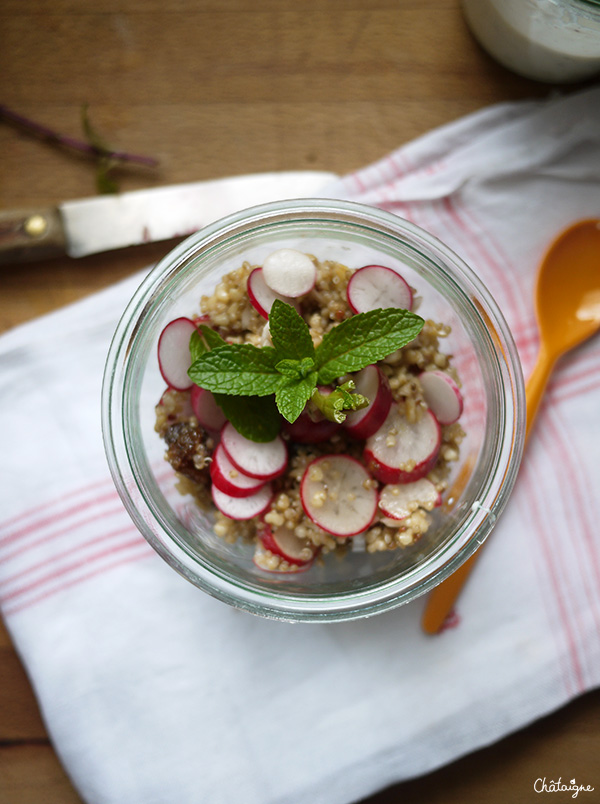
[419,370,464,425]
[300,455,377,537]
[221,422,288,480]
[364,405,441,484]
[247,267,299,319]
[262,249,316,297]
[157,317,197,391]
[211,483,273,520]
[260,524,317,565]
[190,386,227,432]
[379,478,441,520]
[343,365,392,440]
[210,443,266,498]
[346,265,413,314]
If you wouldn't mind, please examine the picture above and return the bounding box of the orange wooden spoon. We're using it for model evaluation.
[422,219,600,635]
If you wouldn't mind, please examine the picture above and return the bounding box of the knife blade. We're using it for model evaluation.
[0,170,338,265]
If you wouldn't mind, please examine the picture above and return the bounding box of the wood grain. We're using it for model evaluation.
[1,1,599,802]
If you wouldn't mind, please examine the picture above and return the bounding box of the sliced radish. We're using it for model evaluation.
[247,267,299,319]
[262,249,316,297]
[282,386,339,443]
[211,483,273,520]
[347,265,413,314]
[418,370,464,425]
[210,443,266,498]
[343,365,393,440]
[221,422,288,481]
[252,540,312,573]
[364,405,441,484]
[282,411,339,444]
[190,386,227,432]
[260,523,317,566]
[157,317,197,391]
[300,455,377,537]
[378,478,441,521]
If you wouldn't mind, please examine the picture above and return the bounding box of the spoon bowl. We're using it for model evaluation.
[535,219,600,358]
[527,218,600,434]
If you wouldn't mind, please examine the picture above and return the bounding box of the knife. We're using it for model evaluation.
[0,170,338,265]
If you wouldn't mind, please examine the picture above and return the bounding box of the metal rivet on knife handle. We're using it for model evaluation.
[24,213,49,238]
[0,207,67,265]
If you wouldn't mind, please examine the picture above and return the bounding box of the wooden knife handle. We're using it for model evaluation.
[0,207,67,265]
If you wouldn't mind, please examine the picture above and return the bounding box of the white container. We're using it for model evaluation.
[462,0,600,83]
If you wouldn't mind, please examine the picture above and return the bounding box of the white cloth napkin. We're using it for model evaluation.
[2,85,600,804]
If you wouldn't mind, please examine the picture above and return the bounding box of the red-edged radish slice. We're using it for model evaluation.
[252,540,312,573]
[260,524,317,566]
[247,267,299,320]
[157,317,197,391]
[364,405,441,484]
[300,455,377,537]
[221,422,288,481]
[211,483,273,520]
[343,365,393,440]
[190,386,227,432]
[378,478,441,521]
[262,249,316,297]
[347,265,413,314]
[418,370,464,425]
[210,443,266,498]
[282,386,339,443]
[282,408,339,444]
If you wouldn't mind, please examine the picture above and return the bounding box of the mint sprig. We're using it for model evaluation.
[188,344,281,396]
[213,394,281,442]
[269,300,315,361]
[314,307,423,384]
[188,301,424,440]
[189,324,226,361]
[311,380,369,424]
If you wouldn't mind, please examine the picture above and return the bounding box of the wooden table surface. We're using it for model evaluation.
[1,1,600,802]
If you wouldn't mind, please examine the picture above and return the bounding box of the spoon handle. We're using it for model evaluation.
[421,348,554,634]
[524,346,556,439]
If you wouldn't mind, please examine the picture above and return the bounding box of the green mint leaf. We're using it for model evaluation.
[275,358,303,379]
[275,371,318,423]
[188,344,281,396]
[315,307,424,384]
[213,393,281,442]
[298,356,316,377]
[269,299,315,362]
[198,324,226,350]
[311,380,369,424]
[275,356,315,380]
[189,324,225,362]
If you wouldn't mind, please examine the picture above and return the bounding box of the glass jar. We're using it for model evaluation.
[102,199,525,623]
[462,0,600,83]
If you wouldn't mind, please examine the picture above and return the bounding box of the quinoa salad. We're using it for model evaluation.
[154,250,465,574]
